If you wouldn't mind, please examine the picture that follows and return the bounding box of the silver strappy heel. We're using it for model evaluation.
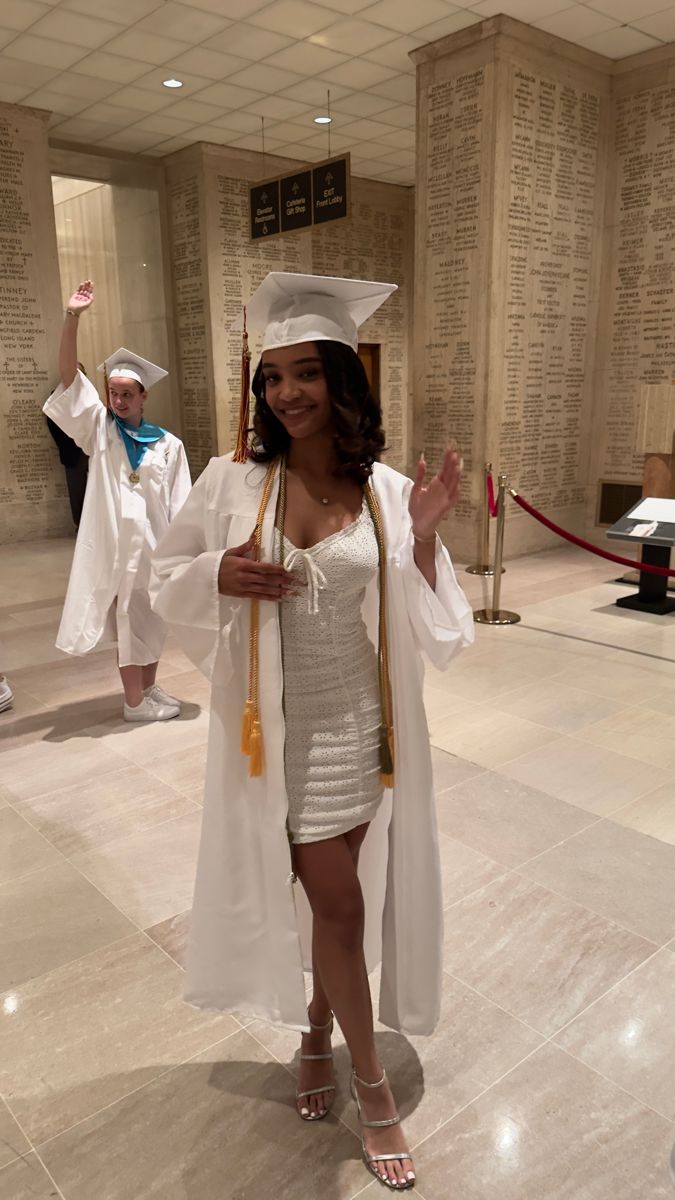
[350,1068,415,1190]
[296,1010,335,1121]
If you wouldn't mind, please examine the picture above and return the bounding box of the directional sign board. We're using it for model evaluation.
[280,169,312,232]
[250,154,350,241]
[250,180,280,240]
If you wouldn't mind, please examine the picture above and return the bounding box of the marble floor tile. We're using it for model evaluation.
[610,780,675,846]
[548,656,674,709]
[497,737,674,817]
[0,806,64,884]
[555,948,675,1122]
[423,684,470,733]
[437,833,509,909]
[431,746,486,794]
[578,707,675,772]
[436,773,595,868]
[144,743,208,799]
[488,678,627,734]
[8,603,63,629]
[92,708,210,766]
[519,818,675,944]
[9,650,121,708]
[431,655,547,706]
[12,765,197,858]
[0,862,135,992]
[0,1097,30,1170]
[413,1041,675,1200]
[443,873,656,1037]
[145,910,191,969]
[0,1153,63,1200]
[0,733,129,804]
[1,630,72,673]
[38,1029,367,1200]
[159,668,211,708]
[0,933,239,1144]
[70,810,202,928]
[431,707,559,770]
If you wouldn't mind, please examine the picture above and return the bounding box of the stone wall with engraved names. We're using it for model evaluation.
[413,20,611,558]
[0,103,67,543]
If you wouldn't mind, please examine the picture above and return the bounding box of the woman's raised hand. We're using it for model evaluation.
[67,280,94,313]
[218,534,297,602]
[408,447,462,540]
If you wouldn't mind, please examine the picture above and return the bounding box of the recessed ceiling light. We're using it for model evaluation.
[314,114,332,125]
[163,78,183,88]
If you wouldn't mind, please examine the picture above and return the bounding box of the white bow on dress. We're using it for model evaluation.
[284,548,327,615]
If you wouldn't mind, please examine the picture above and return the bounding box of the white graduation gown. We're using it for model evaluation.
[44,371,192,665]
[150,456,474,1035]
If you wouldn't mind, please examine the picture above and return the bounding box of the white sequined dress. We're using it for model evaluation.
[280,501,384,844]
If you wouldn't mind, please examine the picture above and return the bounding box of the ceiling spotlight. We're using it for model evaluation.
[163,78,183,88]
[314,114,332,124]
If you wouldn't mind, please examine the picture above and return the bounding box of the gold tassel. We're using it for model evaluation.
[233,309,251,463]
[248,718,264,777]
[240,699,254,754]
[380,723,394,788]
[102,360,110,410]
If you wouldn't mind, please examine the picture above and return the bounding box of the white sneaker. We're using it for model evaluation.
[123,695,179,723]
[144,684,181,710]
[0,678,13,713]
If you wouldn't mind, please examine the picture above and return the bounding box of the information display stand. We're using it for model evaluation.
[607,497,675,615]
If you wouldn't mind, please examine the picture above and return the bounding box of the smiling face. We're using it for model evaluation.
[108,376,145,426]
[260,342,332,440]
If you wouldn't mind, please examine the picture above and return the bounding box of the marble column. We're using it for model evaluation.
[0,102,68,542]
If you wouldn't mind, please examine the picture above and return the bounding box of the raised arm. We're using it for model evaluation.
[59,280,94,388]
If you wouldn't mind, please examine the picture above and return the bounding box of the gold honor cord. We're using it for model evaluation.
[233,308,252,465]
[240,458,395,787]
[240,458,278,776]
[364,482,394,788]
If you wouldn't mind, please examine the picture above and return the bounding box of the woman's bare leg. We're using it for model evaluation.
[296,827,366,1119]
[294,827,414,1187]
[141,661,158,690]
[118,664,144,707]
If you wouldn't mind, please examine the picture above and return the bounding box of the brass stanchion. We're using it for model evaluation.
[466,461,504,576]
[474,473,520,625]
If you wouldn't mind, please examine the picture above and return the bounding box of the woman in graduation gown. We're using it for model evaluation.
[151,272,474,1190]
[44,280,192,721]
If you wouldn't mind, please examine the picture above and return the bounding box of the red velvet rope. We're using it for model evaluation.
[510,491,675,578]
[486,472,498,518]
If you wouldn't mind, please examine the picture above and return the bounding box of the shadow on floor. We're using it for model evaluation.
[0,695,203,746]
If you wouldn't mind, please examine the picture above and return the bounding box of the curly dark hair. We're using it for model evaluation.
[249,340,386,485]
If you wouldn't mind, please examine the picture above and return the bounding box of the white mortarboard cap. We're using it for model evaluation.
[97,347,168,391]
[233,272,397,353]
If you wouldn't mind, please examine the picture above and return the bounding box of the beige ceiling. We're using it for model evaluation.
[2,0,675,185]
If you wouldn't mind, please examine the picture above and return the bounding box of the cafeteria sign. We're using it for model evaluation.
[250,154,350,241]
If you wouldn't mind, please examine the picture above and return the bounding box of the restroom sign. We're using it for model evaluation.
[250,154,350,241]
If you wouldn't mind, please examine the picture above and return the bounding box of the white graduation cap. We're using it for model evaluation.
[232,272,397,353]
[97,347,168,391]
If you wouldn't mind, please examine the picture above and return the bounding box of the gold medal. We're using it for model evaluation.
[129,470,140,484]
